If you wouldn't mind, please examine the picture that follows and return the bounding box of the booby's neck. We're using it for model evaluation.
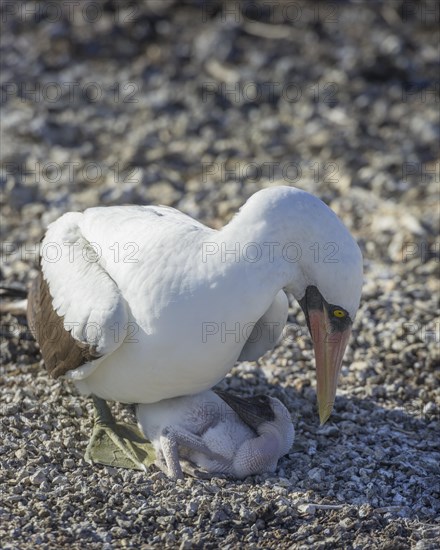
[207,186,362,319]
[210,188,311,299]
[219,219,294,289]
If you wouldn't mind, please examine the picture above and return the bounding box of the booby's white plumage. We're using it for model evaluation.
[136,390,294,479]
[31,186,363,422]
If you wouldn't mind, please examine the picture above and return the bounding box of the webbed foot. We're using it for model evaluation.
[84,396,155,471]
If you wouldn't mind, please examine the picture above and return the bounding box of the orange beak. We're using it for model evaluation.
[308,308,352,424]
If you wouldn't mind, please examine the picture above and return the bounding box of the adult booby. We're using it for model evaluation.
[27,186,363,470]
[136,390,294,479]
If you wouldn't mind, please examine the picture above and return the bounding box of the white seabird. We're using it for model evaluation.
[27,185,363,469]
[136,390,294,479]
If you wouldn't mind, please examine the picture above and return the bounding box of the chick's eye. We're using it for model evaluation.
[333,309,346,318]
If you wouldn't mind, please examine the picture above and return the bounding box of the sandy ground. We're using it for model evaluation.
[1,1,439,548]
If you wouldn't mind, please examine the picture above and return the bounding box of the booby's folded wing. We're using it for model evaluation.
[238,290,289,362]
[28,212,129,378]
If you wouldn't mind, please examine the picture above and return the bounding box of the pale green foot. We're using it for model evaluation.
[84,396,155,471]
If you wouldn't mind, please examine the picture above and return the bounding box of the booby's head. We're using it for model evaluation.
[236,186,363,424]
[286,190,363,425]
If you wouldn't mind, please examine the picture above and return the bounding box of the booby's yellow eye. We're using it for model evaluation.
[333,309,346,318]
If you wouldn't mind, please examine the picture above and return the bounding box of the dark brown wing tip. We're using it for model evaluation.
[27,271,101,379]
[213,389,275,429]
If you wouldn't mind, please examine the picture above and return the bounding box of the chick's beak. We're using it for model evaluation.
[308,308,351,424]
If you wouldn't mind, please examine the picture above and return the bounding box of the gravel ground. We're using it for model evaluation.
[1,1,439,548]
